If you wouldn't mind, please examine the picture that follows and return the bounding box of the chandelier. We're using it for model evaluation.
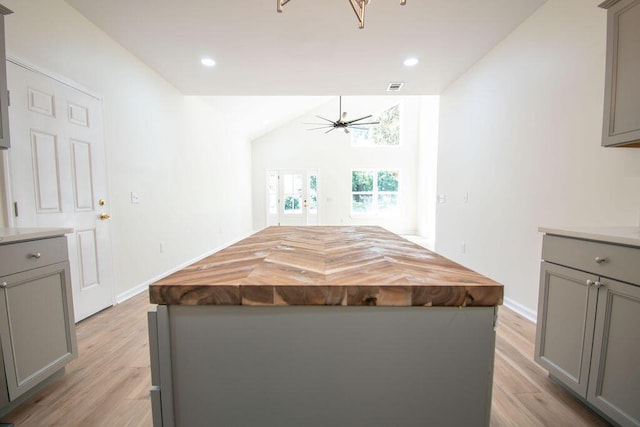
[277,0,407,29]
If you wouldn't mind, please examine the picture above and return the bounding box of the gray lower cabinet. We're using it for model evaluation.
[0,236,77,408]
[535,234,640,426]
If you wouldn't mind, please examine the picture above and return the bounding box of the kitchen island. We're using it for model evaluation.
[148,226,503,427]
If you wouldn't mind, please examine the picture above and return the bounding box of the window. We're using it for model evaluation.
[351,170,399,215]
[351,103,400,146]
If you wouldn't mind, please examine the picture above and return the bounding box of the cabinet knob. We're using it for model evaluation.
[29,252,42,259]
[586,279,595,286]
[595,257,607,264]
[595,281,605,288]
[0,282,6,288]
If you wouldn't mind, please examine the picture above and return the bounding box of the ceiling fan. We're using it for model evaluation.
[306,96,380,134]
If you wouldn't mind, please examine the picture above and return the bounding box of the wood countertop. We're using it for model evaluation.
[149,226,503,307]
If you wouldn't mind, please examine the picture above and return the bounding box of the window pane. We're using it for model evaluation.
[283,174,303,214]
[352,194,373,213]
[377,193,398,212]
[351,104,400,146]
[309,174,318,214]
[352,171,374,192]
[377,171,399,192]
[268,173,278,215]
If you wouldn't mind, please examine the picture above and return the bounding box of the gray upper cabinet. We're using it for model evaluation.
[536,234,640,426]
[0,4,11,150]
[600,0,640,147]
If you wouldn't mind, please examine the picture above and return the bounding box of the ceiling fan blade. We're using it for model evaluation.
[348,126,371,130]
[307,126,335,131]
[316,116,336,124]
[349,121,380,126]
[325,127,337,134]
[346,115,373,124]
[304,122,335,126]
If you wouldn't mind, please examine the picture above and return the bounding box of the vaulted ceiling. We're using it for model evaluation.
[64,0,547,96]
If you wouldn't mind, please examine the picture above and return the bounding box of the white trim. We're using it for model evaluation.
[503,297,537,324]
[6,54,101,100]
[115,230,257,304]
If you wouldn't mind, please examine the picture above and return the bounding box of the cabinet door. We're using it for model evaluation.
[0,13,10,149]
[535,262,598,397]
[588,279,640,426]
[602,0,640,147]
[0,262,77,400]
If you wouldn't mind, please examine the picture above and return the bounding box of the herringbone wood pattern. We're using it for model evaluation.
[151,226,503,307]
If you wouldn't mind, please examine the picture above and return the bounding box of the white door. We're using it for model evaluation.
[270,170,318,226]
[5,61,114,321]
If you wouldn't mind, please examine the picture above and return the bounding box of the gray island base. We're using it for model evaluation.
[149,305,497,427]
[147,226,503,426]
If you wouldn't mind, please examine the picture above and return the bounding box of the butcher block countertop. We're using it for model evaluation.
[149,226,503,307]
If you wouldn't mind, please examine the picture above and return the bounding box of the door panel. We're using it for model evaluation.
[70,139,94,211]
[31,130,61,213]
[6,61,114,321]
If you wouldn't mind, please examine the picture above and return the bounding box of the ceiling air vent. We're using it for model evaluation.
[387,82,404,92]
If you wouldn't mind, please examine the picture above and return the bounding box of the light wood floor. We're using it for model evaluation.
[0,292,611,426]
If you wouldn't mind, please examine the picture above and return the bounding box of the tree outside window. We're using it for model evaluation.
[351,103,400,146]
[351,170,399,215]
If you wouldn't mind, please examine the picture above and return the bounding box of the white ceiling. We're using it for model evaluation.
[64,0,547,96]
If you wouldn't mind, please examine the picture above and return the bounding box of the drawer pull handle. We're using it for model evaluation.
[595,257,607,264]
[30,252,42,259]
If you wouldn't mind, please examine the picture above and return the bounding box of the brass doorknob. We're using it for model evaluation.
[99,213,111,220]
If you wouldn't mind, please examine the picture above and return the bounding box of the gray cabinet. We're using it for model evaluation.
[535,234,640,426]
[0,4,11,149]
[600,0,640,147]
[0,236,77,407]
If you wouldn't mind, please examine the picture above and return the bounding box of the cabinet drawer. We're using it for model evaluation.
[0,237,68,277]
[542,235,640,285]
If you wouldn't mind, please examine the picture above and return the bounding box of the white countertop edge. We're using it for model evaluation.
[539,226,640,247]
[0,227,74,244]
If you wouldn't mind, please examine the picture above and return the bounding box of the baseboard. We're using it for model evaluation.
[503,297,537,324]
[115,230,256,305]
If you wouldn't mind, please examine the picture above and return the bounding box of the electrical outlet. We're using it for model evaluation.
[159,242,164,253]
[463,192,469,203]
[461,242,466,254]
[437,194,446,204]
[131,192,140,204]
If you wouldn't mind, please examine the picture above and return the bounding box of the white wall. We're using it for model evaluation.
[252,96,439,236]
[436,0,640,316]
[0,0,253,298]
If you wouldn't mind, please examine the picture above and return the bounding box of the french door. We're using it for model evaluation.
[267,170,318,226]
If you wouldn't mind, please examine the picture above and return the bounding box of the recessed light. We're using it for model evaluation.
[403,57,419,67]
[201,57,216,67]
